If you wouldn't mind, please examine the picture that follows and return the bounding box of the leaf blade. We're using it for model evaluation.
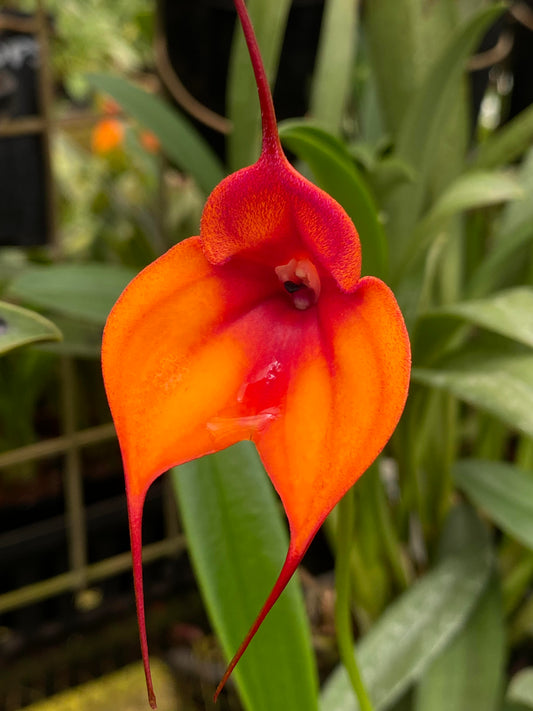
[87,73,225,194]
[0,301,62,356]
[172,443,318,711]
[7,263,137,325]
[412,348,533,437]
[320,506,491,711]
[426,288,533,349]
[454,459,533,550]
[414,575,505,711]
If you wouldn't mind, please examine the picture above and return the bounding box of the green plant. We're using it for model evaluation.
[3,0,533,709]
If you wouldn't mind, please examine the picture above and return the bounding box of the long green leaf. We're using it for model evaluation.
[364,0,426,138]
[0,301,61,356]
[454,459,533,550]
[279,120,388,278]
[320,506,491,711]
[172,443,318,711]
[413,347,533,437]
[227,0,291,170]
[87,73,225,194]
[400,170,523,274]
[396,5,504,175]
[426,288,533,349]
[7,263,136,326]
[309,0,358,133]
[473,103,533,171]
[386,5,505,265]
[468,147,533,297]
[36,314,103,358]
[414,575,504,711]
[468,222,533,298]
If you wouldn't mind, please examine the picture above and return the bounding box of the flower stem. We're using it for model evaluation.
[335,489,375,711]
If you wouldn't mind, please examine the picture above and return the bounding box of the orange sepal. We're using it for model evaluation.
[201,152,362,293]
[213,276,411,697]
[102,237,281,706]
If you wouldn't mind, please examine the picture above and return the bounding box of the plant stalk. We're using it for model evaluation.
[335,488,375,711]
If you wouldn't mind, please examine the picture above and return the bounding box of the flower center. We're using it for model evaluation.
[275,258,321,310]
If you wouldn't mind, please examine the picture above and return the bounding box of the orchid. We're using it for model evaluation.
[101,0,411,706]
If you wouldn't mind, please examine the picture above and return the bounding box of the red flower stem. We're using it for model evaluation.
[233,0,283,157]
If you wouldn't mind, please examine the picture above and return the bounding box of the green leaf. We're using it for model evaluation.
[412,347,533,437]
[468,148,533,297]
[414,576,505,711]
[427,288,533,349]
[468,222,533,298]
[473,104,533,171]
[422,171,523,231]
[7,263,136,325]
[320,506,491,711]
[227,0,291,170]
[454,459,533,551]
[86,73,225,194]
[309,0,358,133]
[172,443,318,711]
[385,5,506,265]
[0,301,62,356]
[508,669,533,709]
[279,120,388,278]
[400,171,523,273]
[396,6,504,177]
[36,314,103,358]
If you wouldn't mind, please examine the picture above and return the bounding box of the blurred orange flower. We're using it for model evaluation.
[91,117,124,155]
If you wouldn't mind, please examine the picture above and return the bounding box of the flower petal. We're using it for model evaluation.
[102,237,279,499]
[214,276,411,696]
[102,237,285,707]
[258,275,411,548]
[201,153,362,292]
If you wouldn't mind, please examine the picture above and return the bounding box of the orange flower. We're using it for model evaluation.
[102,0,411,706]
[91,117,124,154]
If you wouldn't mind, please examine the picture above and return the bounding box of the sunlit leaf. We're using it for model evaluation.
[413,346,533,437]
[0,301,61,356]
[414,575,504,711]
[473,104,533,171]
[426,288,533,349]
[454,459,533,550]
[320,506,491,711]
[172,443,318,711]
[87,73,225,194]
[400,171,522,273]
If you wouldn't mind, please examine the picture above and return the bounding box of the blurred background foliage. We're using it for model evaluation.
[2,0,533,710]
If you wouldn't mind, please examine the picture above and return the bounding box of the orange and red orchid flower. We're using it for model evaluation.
[102,0,411,707]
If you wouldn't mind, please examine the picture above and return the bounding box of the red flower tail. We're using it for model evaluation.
[128,492,157,708]
[213,536,309,702]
